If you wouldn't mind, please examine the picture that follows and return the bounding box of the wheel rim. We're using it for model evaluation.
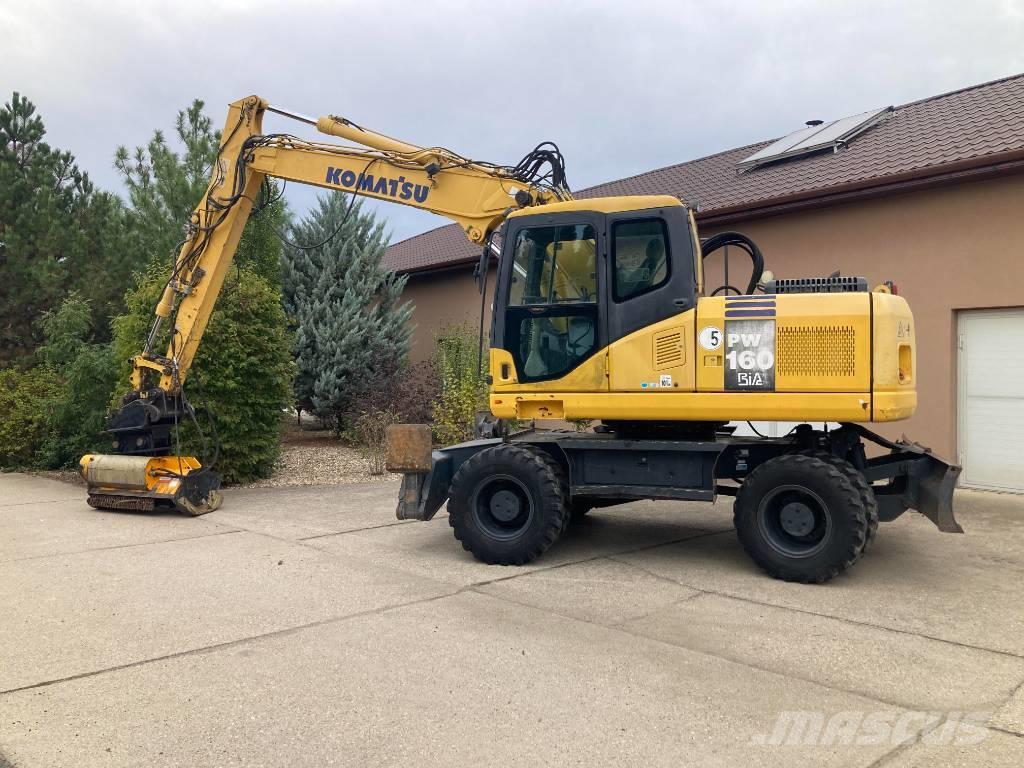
[470,474,534,540]
[756,484,832,558]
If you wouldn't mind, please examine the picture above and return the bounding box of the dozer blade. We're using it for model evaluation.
[911,452,963,534]
[80,454,222,516]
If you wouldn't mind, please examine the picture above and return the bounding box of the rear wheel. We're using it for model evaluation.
[448,444,569,565]
[799,450,879,551]
[734,454,868,583]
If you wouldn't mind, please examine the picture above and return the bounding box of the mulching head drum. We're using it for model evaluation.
[80,454,222,516]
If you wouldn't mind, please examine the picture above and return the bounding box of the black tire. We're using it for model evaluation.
[734,454,868,583]
[448,444,569,565]
[799,450,879,551]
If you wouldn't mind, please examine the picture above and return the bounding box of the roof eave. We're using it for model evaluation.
[699,147,1024,225]
[389,254,485,277]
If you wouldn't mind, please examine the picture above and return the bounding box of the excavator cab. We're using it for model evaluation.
[492,196,694,383]
[487,196,703,417]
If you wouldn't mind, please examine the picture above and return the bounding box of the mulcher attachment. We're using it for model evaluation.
[80,454,222,516]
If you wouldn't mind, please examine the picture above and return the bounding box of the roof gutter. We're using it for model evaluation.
[390,254,483,277]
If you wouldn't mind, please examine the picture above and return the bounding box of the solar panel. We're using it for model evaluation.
[738,107,892,171]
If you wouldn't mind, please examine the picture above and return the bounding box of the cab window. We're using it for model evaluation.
[508,224,597,305]
[612,219,670,301]
[505,224,598,381]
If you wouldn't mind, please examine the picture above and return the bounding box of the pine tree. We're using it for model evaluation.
[283,193,412,431]
[114,100,220,268]
[0,92,136,362]
[113,98,288,282]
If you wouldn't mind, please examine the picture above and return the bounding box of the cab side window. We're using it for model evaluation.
[612,219,670,301]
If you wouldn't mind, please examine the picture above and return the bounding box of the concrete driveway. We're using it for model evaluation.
[1,473,1022,767]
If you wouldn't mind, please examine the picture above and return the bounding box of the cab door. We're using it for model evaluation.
[605,206,698,392]
[491,212,608,392]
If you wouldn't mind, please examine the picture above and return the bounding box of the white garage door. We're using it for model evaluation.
[958,309,1024,492]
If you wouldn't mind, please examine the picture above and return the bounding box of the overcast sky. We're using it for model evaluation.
[3,0,1023,244]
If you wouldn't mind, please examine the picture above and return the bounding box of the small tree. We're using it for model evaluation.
[283,193,412,433]
[431,324,488,445]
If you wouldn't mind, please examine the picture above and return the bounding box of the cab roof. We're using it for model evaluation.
[507,194,685,219]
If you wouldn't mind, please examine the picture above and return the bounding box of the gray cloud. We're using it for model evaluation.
[3,0,1022,243]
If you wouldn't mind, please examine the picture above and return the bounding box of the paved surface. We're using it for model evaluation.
[1,472,1022,767]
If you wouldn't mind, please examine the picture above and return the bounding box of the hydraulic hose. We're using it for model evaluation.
[701,232,765,295]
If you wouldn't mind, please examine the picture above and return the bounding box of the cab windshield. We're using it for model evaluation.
[508,224,596,305]
[505,224,599,381]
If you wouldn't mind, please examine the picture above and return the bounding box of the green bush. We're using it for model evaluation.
[0,295,118,471]
[431,324,488,445]
[111,265,294,484]
[34,295,119,467]
[0,366,60,469]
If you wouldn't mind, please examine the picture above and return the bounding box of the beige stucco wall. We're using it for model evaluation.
[401,266,496,363]
[398,173,1024,458]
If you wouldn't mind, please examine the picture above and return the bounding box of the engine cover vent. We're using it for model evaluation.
[777,325,857,377]
[654,329,684,369]
[766,276,868,294]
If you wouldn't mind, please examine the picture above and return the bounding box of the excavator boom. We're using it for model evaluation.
[82,95,570,514]
[135,96,568,395]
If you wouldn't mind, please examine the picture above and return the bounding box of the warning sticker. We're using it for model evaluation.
[725,320,775,391]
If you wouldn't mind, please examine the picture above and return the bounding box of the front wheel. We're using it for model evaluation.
[734,454,868,583]
[448,445,569,565]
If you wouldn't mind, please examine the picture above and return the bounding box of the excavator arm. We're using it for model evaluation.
[136,95,569,395]
[81,95,570,513]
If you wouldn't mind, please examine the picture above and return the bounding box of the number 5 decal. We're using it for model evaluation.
[699,326,723,351]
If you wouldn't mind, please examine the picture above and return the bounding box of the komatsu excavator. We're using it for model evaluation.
[82,95,961,582]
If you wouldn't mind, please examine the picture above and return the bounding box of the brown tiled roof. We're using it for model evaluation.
[383,222,475,274]
[384,72,1024,274]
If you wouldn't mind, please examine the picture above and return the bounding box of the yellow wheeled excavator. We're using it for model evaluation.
[82,95,960,583]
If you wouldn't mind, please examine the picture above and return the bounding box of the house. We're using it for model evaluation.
[383,73,1024,492]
